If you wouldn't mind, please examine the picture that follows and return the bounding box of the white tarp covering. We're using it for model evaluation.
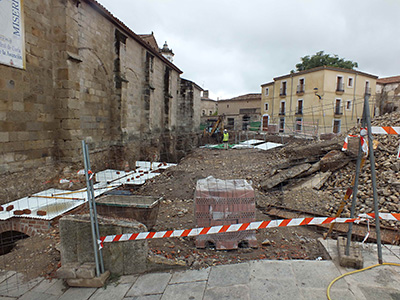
[239,139,265,146]
[0,0,25,69]
[232,140,282,150]
[1,161,176,221]
[254,142,283,151]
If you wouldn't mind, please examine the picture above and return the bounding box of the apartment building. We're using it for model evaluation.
[261,66,378,136]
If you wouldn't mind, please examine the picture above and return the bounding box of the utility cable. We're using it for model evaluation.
[326,262,400,300]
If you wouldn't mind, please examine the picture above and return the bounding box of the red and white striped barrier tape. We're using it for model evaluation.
[99,216,360,248]
[342,134,361,151]
[343,127,400,158]
[371,127,400,135]
[98,212,400,248]
[342,130,368,155]
[359,212,400,221]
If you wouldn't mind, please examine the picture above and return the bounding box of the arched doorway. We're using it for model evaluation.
[0,231,29,255]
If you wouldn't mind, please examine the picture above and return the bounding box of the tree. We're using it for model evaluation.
[295,51,358,72]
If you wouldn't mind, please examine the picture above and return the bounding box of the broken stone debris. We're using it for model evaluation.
[260,163,311,190]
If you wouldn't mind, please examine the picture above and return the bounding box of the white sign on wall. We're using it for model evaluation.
[0,0,25,69]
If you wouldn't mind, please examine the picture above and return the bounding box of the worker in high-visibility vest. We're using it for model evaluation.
[223,129,229,150]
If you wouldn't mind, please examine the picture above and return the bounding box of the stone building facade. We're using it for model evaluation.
[0,0,202,182]
[217,94,261,130]
[200,91,218,117]
[376,76,400,115]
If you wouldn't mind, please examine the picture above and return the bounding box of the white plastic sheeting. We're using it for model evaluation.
[1,161,176,221]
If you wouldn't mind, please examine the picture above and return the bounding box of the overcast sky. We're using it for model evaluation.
[97,0,400,99]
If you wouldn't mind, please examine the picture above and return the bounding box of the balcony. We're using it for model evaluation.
[296,85,305,95]
[334,107,343,116]
[280,88,287,97]
[279,111,285,116]
[336,83,345,94]
[295,108,303,115]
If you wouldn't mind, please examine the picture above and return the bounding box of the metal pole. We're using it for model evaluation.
[364,94,383,264]
[82,140,101,277]
[346,103,367,254]
[85,143,105,273]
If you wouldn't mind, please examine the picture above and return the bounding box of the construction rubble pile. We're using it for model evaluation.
[260,111,400,229]
[323,112,400,225]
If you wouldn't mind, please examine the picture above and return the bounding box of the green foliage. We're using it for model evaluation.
[295,51,358,72]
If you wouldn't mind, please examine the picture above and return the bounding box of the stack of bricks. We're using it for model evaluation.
[194,176,257,250]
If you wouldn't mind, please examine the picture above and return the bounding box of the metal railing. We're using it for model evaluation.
[296,85,305,94]
[336,82,344,92]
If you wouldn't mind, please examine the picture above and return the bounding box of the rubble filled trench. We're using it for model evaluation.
[4,111,400,278]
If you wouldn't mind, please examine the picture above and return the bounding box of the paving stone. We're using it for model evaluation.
[0,296,17,300]
[17,290,59,300]
[0,272,16,285]
[342,266,400,290]
[361,286,400,300]
[31,278,65,296]
[43,279,67,296]
[87,282,131,300]
[161,281,206,300]
[57,287,96,300]
[170,268,210,284]
[291,261,346,289]
[301,287,357,300]
[124,294,161,300]
[126,273,172,297]
[249,278,300,300]
[249,260,294,279]
[117,275,138,285]
[203,284,250,300]
[207,262,250,288]
[0,273,43,297]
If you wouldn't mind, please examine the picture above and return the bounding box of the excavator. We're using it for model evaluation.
[203,114,225,143]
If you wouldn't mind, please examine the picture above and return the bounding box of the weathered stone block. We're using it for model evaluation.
[0,132,9,143]
[67,270,110,288]
[76,263,96,279]
[59,214,148,275]
[56,262,80,279]
[337,236,363,269]
[57,68,69,80]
